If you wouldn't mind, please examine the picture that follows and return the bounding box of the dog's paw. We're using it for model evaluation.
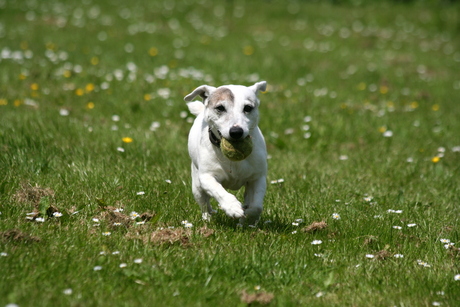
[220,200,245,219]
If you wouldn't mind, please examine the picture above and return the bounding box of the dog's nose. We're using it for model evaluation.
[229,126,244,139]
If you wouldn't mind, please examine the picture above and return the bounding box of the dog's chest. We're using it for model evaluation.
[214,162,260,190]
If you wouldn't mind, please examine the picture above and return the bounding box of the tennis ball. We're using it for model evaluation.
[220,136,253,161]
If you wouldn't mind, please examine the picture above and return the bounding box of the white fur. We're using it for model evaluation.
[184,81,268,225]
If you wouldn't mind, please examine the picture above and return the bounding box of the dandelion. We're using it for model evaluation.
[431,156,441,163]
[53,212,63,217]
[243,45,254,55]
[102,232,111,236]
[86,102,95,109]
[332,213,341,220]
[311,240,322,245]
[93,266,102,271]
[122,137,133,143]
[134,258,143,264]
[149,47,158,56]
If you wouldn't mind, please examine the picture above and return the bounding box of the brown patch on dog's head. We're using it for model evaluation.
[207,87,234,107]
[302,221,328,233]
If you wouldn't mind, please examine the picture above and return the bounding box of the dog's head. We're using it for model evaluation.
[184,81,266,141]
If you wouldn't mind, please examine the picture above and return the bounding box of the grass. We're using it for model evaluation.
[1,0,460,306]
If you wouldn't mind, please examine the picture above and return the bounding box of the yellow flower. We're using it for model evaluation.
[148,47,158,56]
[63,70,71,78]
[122,137,133,143]
[86,102,95,109]
[0,99,7,106]
[91,56,99,65]
[243,45,254,56]
[143,94,151,101]
[431,156,440,163]
[410,101,419,109]
[75,88,84,96]
[378,126,387,133]
[380,85,389,94]
[20,41,28,50]
[85,83,95,93]
[14,99,22,107]
[19,73,27,80]
[30,83,39,91]
[357,82,366,91]
[432,104,440,111]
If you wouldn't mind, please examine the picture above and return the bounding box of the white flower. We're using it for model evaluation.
[291,231,297,234]
[1,252,8,257]
[136,221,145,225]
[35,217,45,222]
[63,288,73,295]
[134,258,143,264]
[365,254,375,259]
[440,238,450,244]
[102,232,111,236]
[92,218,100,223]
[454,274,460,281]
[136,191,145,195]
[339,155,349,161]
[332,213,341,220]
[394,254,404,258]
[311,240,322,245]
[113,222,122,226]
[393,226,402,229]
[112,251,120,255]
[383,130,393,137]
[59,108,70,116]
[292,222,299,226]
[119,263,127,268]
[93,266,103,271]
[364,196,373,202]
[112,115,120,122]
[407,223,417,227]
[184,222,193,228]
[432,302,441,306]
[130,211,140,219]
[117,147,125,152]
[295,219,304,223]
[53,212,63,217]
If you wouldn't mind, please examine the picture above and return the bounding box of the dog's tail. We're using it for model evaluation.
[187,101,205,117]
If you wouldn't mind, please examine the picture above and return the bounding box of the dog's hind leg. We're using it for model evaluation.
[241,176,266,225]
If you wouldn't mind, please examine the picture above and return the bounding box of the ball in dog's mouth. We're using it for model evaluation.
[220,136,253,161]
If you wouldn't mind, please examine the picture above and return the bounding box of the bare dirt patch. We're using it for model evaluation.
[1,229,41,244]
[302,221,328,233]
[240,290,275,305]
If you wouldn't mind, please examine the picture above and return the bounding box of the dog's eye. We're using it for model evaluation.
[243,105,254,113]
[215,105,226,113]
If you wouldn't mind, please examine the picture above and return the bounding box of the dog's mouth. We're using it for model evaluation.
[208,128,222,147]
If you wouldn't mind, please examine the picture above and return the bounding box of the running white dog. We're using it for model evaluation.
[184,81,268,225]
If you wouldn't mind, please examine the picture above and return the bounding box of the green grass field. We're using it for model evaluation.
[1,0,460,306]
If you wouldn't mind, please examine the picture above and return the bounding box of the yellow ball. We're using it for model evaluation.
[220,136,253,161]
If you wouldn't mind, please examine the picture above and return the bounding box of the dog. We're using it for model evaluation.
[184,81,268,225]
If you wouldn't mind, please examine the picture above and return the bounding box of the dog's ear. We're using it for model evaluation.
[250,81,267,94]
[184,85,216,102]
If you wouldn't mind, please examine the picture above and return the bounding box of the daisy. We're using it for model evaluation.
[119,263,127,268]
[440,238,450,244]
[102,232,111,236]
[394,254,404,258]
[311,240,322,245]
[454,274,460,281]
[365,254,375,259]
[35,217,45,222]
[136,191,145,195]
[63,288,73,295]
[332,213,341,220]
[393,226,402,230]
[93,266,102,271]
[134,258,143,264]
[407,223,417,227]
[130,211,140,219]
[53,212,63,217]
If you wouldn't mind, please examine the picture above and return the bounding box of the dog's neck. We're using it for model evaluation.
[208,128,221,147]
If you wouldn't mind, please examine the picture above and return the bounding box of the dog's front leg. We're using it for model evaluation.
[199,174,245,219]
[241,176,266,225]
